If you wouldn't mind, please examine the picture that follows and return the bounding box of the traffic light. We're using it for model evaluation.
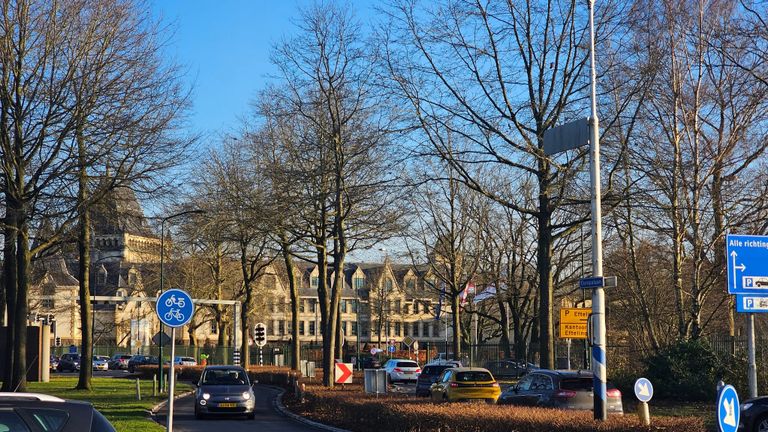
[55,336,62,347]
[253,323,267,347]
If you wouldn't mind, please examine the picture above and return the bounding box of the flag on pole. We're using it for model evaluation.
[460,282,476,306]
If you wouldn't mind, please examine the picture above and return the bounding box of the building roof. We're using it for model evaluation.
[91,187,156,238]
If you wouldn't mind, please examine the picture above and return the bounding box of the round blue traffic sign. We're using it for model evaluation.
[717,384,740,432]
[156,288,194,327]
[388,345,395,353]
[634,377,654,402]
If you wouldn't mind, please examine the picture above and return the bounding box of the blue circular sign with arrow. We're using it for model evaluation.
[156,288,194,328]
[634,377,653,403]
[717,384,740,432]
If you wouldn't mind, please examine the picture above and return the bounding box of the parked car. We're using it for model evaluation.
[50,355,60,372]
[358,356,381,369]
[108,354,132,370]
[415,364,455,396]
[740,396,768,432]
[57,353,81,372]
[498,369,624,414]
[429,367,501,404]
[382,359,421,383]
[127,355,159,373]
[166,356,197,366]
[0,392,116,431]
[484,360,536,380]
[194,365,255,419]
[92,355,110,371]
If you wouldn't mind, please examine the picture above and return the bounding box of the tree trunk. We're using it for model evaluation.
[240,246,252,368]
[76,126,93,390]
[536,210,554,370]
[498,298,512,359]
[451,295,461,361]
[12,215,30,392]
[1,208,18,391]
[280,237,300,371]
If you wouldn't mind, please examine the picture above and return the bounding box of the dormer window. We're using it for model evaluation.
[127,269,137,285]
[311,276,319,289]
[385,278,393,291]
[354,277,365,290]
[97,265,108,285]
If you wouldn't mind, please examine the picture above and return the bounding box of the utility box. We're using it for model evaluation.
[364,369,387,395]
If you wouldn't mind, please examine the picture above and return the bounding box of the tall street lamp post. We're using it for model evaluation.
[157,209,204,393]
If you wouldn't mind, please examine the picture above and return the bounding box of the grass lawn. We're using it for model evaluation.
[26,376,192,432]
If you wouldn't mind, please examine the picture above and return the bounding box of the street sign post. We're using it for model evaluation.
[543,118,590,156]
[634,378,654,426]
[579,276,617,289]
[717,385,740,432]
[559,308,589,339]
[156,288,194,432]
[253,322,266,366]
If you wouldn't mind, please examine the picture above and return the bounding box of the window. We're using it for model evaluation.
[395,322,401,336]
[299,321,305,336]
[309,300,316,313]
[517,374,535,391]
[432,322,439,337]
[300,300,305,313]
[311,276,320,289]
[340,301,347,313]
[424,301,432,314]
[421,322,429,337]
[309,321,316,336]
[211,321,218,334]
[279,321,285,335]
[20,408,68,432]
[351,322,358,336]
[97,266,108,285]
[404,303,410,314]
[406,279,416,290]
[394,300,401,314]
[0,411,31,432]
[385,278,393,291]
[351,300,358,313]
[413,302,420,314]
[354,277,365,290]
[127,269,137,285]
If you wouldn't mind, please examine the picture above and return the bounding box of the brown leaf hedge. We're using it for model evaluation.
[284,385,706,432]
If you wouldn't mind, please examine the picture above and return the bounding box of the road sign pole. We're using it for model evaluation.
[587,0,607,422]
[747,313,758,398]
[166,327,176,432]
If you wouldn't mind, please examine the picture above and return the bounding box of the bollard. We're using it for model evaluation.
[135,378,141,401]
[637,401,650,426]
[152,375,157,397]
[300,383,306,403]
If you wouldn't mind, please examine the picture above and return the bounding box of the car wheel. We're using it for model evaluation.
[442,393,449,403]
[194,409,204,420]
[757,415,768,432]
[485,398,496,405]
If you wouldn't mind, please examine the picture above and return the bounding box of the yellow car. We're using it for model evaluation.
[430,367,501,404]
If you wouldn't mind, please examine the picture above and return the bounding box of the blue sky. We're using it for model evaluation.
[151,1,378,140]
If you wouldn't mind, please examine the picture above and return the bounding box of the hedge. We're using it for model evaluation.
[284,385,706,432]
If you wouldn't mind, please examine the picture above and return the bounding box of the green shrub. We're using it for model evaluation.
[643,339,723,401]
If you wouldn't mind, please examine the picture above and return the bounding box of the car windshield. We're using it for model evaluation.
[422,365,450,375]
[560,377,593,390]
[396,361,418,368]
[201,369,248,385]
[456,371,493,382]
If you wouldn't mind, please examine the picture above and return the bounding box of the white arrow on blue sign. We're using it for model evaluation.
[634,377,653,403]
[717,384,740,432]
[726,234,768,294]
[156,288,194,328]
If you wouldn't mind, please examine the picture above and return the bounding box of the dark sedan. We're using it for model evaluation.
[484,360,536,380]
[498,369,623,414]
[740,396,768,431]
[57,353,81,372]
[194,365,255,420]
[0,392,116,431]
[415,364,455,396]
[127,355,159,373]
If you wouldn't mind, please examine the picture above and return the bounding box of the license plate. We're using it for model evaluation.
[218,403,237,408]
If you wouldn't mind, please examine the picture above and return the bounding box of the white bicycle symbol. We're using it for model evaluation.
[164,308,185,322]
[164,295,186,308]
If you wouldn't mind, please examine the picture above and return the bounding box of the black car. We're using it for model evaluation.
[740,396,768,432]
[484,360,536,380]
[359,356,381,369]
[127,355,159,373]
[195,365,255,420]
[415,364,455,396]
[57,353,81,372]
[498,369,623,414]
[0,392,116,431]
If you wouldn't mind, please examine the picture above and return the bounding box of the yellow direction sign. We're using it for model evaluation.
[559,308,589,339]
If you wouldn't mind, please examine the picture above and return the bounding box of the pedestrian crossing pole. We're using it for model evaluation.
[587,0,608,421]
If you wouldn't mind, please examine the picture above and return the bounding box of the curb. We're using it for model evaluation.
[148,389,196,417]
[270,386,353,432]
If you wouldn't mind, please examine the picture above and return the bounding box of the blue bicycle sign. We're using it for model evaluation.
[156,289,194,327]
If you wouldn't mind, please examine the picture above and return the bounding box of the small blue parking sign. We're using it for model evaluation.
[634,378,653,403]
[156,288,194,327]
[717,384,740,432]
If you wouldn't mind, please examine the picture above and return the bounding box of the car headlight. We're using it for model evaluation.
[741,402,753,411]
[202,393,211,400]
[242,392,251,400]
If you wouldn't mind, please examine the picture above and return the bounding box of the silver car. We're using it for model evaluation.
[194,366,255,420]
[383,359,421,383]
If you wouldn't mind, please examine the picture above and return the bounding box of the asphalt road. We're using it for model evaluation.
[155,385,318,432]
